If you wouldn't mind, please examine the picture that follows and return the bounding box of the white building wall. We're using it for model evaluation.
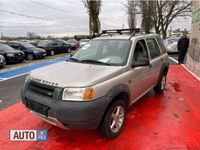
[186,1,200,78]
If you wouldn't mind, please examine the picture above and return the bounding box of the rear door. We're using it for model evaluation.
[145,38,163,85]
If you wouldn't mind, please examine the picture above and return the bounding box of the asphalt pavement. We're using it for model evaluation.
[0,53,179,110]
[0,74,26,110]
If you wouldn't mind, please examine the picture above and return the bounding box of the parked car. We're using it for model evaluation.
[54,39,72,52]
[7,42,46,60]
[28,40,40,47]
[37,41,71,56]
[79,39,90,47]
[67,39,79,49]
[163,37,180,53]
[21,29,169,139]
[0,54,6,67]
[0,43,25,63]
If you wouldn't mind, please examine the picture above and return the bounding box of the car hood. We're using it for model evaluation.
[30,61,124,88]
[1,49,23,54]
[166,42,177,48]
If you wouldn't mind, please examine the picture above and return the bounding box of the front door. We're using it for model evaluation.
[129,39,152,102]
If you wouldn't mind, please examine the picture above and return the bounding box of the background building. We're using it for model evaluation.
[186,1,200,79]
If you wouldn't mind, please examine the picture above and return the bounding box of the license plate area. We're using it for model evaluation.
[25,99,49,117]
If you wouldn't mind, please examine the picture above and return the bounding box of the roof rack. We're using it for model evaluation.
[96,28,140,38]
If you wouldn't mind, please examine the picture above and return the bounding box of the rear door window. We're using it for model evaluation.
[146,38,161,59]
[48,42,59,47]
[155,36,166,54]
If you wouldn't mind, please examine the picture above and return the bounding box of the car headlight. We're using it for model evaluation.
[25,73,31,83]
[33,51,39,53]
[7,53,14,57]
[62,87,94,101]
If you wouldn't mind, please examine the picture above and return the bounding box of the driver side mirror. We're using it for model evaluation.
[132,58,149,67]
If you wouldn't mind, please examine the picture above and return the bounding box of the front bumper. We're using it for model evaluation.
[21,80,111,130]
[7,55,25,63]
[34,52,47,58]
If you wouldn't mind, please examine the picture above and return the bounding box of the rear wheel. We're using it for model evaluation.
[99,99,127,139]
[50,50,55,56]
[67,48,71,53]
[154,73,167,93]
[27,54,34,60]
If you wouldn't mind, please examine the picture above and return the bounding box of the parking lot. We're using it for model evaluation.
[0,52,178,110]
[0,37,199,149]
[1,65,200,149]
[1,0,200,149]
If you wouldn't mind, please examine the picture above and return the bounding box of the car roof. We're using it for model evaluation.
[94,33,159,40]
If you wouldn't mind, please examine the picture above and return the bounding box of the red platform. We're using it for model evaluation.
[0,65,200,150]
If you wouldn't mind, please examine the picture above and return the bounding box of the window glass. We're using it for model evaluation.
[52,43,59,46]
[72,39,131,66]
[156,36,166,54]
[146,38,161,59]
[133,40,148,62]
[11,43,21,49]
[20,42,35,48]
[0,44,14,51]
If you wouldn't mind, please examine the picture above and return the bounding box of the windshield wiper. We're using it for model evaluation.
[67,57,81,62]
[81,59,110,66]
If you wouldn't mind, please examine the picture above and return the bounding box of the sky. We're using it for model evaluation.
[0,0,192,37]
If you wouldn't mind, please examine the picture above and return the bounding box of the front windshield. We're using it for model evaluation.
[0,44,14,51]
[21,42,35,48]
[72,39,132,66]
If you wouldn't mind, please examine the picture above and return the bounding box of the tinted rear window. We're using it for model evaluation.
[156,36,166,54]
[146,38,161,59]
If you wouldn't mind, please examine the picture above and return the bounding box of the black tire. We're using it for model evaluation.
[154,73,167,93]
[20,59,24,63]
[27,54,34,60]
[99,99,127,139]
[50,50,55,56]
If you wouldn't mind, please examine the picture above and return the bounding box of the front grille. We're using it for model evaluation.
[25,99,49,116]
[29,81,55,97]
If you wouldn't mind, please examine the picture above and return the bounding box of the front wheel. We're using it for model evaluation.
[154,73,167,93]
[27,54,34,60]
[50,50,55,56]
[99,99,127,139]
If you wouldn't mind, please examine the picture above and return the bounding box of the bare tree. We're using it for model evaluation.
[139,1,155,33]
[152,0,192,39]
[126,0,192,39]
[125,1,136,29]
[27,32,36,39]
[83,0,102,36]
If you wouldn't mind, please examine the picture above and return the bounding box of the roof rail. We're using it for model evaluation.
[97,28,140,37]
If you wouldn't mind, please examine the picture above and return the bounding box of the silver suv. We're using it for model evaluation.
[21,29,169,139]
